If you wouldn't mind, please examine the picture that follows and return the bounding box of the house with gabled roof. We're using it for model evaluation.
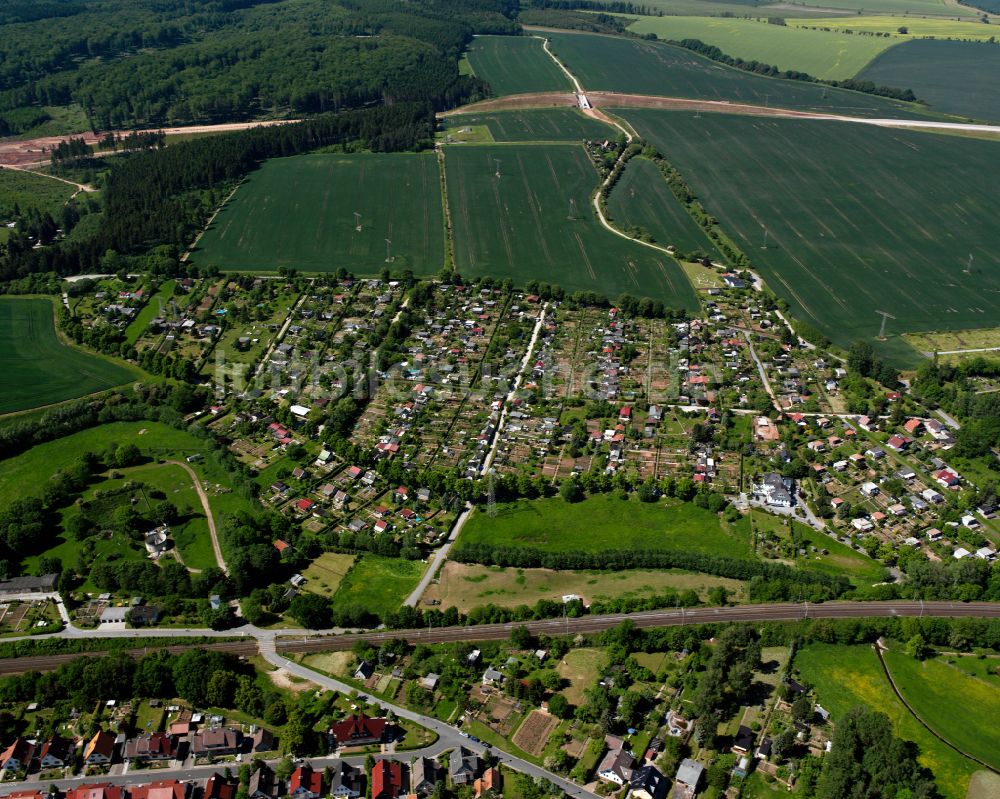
[372,759,404,799]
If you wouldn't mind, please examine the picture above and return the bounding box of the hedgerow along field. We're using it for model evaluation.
[622,110,1000,362]
[606,156,721,259]
[443,108,615,142]
[789,15,998,40]
[194,153,444,274]
[626,16,893,80]
[0,298,136,415]
[465,35,571,96]
[445,144,699,308]
[857,40,1000,123]
[544,31,935,119]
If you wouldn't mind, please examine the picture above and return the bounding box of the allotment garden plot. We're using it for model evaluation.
[0,297,136,415]
[445,144,698,309]
[465,35,571,96]
[545,31,932,119]
[623,110,1000,358]
[194,153,444,274]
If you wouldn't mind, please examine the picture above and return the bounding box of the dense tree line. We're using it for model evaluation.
[669,39,918,102]
[912,357,1000,458]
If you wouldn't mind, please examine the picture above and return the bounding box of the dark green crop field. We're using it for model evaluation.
[194,153,444,274]
[858,40,1000,123]
[445,144,699,308]
[546,31,933,119]
[444,108,614,142]
[606,156,722,259]
[623,110,1000,360]
[466,35,571,96]
[0,298,136,415]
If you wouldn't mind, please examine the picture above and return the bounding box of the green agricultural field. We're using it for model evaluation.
[0,169,75,219]
[626,16,892,79]
[444,109,614,143]
[781,0,980,15]
[795,643,978,797]
[789,15,997,39]
[621,110,1000,361]
[858,40,1000,122]
[330,555,425,620]
[465,35,571,96]
[0,298,137,415]
[459,494,754,557]
[544,31,933,119]
[445,144,699,308]
[606,157,721,258]
[882,650,1000,771]
[427,562,744,610]
[194,153,444,274]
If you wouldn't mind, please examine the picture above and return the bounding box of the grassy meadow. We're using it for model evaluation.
[636,0,979,16]
[444,109,614,142]
[606,156,722,258]
[195,153,444,274]
[330,555,426,620]
[544,31,933,119]
[0,169,76,219]
[427,562,744,610]
[302,552,357,598]
[622,110,1000,360]
[858,39,1000,122]
[459,494,754,557]
[626,16,893,79]
[445,144,699,307]
[0,297,137,414]
[465,35,571,96]
[788,15,999,39]
[795,643,978,798]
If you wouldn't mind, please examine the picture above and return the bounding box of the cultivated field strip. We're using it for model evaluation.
[466,35,572,97]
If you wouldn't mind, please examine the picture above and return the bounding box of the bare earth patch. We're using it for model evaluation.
[513,710,560,757]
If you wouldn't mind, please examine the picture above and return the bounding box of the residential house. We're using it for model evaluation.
[328,760,362,799]
[473,767,501,799]
[629,765,668,799]
[190,728,242,758]
[250,727,274,752]
[123,732,177,762]
[0,738,34,772]
[84,730,116,765]
[449,747,481,786]
[66,786,124,799]
[410,757,437,796]
[673,759,704,798]
[248,765,281,799]
[755,473,793,508]
[597,746,635,785]
[129,781,187,799]
[289,765,324,799]
[732,725,755,756]
[372,759,404,799]
[37,736,73,769]
[482,667,504,687]
[354,660,375,681]
[205,774,238,799]
[328,714,388,749]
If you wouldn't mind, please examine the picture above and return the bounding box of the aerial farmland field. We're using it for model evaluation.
[621,110,1000,361]
[0,298,137,415]
[544,31,935,119]
[465,35,571,96]
[606,156,722,259]
[443,108,614,142]
[788,15,998,39]
[636,0,979,15]
[625,16,893,79]
[444,144,699,308]
[194,153,444,274]
[857,40,1000,123]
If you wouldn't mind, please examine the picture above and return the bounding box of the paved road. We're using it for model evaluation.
[403,503,473,608]
[166,460,227,574]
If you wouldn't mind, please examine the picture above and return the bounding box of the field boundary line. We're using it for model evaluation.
[874,641,999,775]
[536,36,582,94]
[165,459,228,575]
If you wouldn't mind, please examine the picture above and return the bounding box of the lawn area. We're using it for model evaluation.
[330,555,426,620]
[124,280,175,346]
[0,297,137,414]
[606,156,721,259]
[544,31,932,119]
[621,110,1000,364]
[426,562,744,611]
[458,494,754,557]
[302,553,357,598]
[194,153,444,274]
[882,649,1000,771]
[0,169,75,219]
[626,16,892,79]
[443,109,614,142]
[858,39,1000,123]
[556,647,605,705]
[445,144,699,308]
[795,643,976,798]
[465,36,571,96]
